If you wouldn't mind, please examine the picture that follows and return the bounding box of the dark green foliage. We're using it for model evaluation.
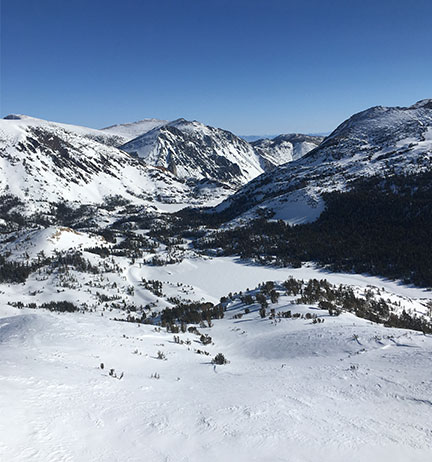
[200,334,212,345]
[256,293,268,309]
[261,281,275,295]
[212,353,228,365]
[198,172,432,287]
[0,253,51,283]
[241,294,254,305]
[270,289,279,304]
[41,300,79,312]
[52,252,100,273]
[141,279,163,297]
[282,277,303,296]
[279,310,292,318]
[287,277,432,333]
[99,228,117,244]
[161,302,224,325]
[85,246,110,258]
[0,255,35,283]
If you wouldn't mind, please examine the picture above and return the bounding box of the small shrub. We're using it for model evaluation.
[212,353,228,365]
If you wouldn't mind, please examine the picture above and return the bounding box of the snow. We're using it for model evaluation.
[1,288,432,462]
[0,116,232,212]
[1,227,106,260]
[0,221,431,462]
[120,118,266,187]
[138,256,432,303]
[1,102,432,461]
[101,118,169,142]
[252,134,323,168]
[218,101,432,223]
[3,114,126,146]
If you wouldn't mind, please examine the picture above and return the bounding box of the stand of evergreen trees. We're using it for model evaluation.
[197,172,432,288]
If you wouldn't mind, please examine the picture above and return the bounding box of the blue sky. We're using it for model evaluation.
[1,0,431,135]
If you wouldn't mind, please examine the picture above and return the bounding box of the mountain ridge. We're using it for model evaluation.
[214,99,432,224]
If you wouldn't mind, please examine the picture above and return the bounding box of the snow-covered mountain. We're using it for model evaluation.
[119,119,323,186]
[240,134,278,142]
[3,114,126,147]
[2,114,322,200]
[101,118,169,144]
[251,133,324,168]
[216,99,432,223]
[120,118,266,187]
[0,115,224,215]
[1,114,322,216]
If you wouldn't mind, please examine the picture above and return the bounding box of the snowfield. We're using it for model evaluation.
[1,101,432,462]
[1,254,432,462]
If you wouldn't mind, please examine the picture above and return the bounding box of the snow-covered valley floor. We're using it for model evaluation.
[1,273,432,462]
[0,228,431,461]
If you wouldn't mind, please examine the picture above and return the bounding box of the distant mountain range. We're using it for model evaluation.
[0,114,322,216]
[119,120,323,187]
[1,100,431,227]
[0,115,206,213]
[251,134,324,169]
[240,133,329,142]
[1,99,432,287]
[120,118,264,187]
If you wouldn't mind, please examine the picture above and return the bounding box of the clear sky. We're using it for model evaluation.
[1,0,431,135]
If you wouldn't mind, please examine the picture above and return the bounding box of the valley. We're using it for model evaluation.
[1,100,432,462]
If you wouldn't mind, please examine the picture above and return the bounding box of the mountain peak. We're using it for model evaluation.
[409,99,432,109]
[120,118,263,187]
[216,99,432,223]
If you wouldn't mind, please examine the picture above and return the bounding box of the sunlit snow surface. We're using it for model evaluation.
[1,253,432,462]
[1,103,432,461]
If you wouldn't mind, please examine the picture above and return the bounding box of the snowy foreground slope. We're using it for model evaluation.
[1,248,432,462]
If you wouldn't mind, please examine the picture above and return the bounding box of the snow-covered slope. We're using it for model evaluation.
[101,118,169,143]
[1,257,431,462]
[0,115,219,214]
[0,226,107,260]
[4,114,126,147]
[251,133,324,167]
[217,100,432,223]
[121,119,265,187]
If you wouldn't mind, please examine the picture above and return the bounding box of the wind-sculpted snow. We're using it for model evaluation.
[217,99,432,223]
[0,258,431,462]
